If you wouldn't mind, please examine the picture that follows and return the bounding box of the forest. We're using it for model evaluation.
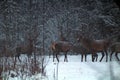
[0,0,120,80]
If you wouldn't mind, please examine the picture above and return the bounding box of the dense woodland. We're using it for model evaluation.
[0,0,120,55]
[0,0,120,79]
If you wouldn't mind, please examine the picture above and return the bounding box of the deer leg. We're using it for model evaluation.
[64,53,66,62]
[90,50,95,62]
[115,52,120,61]
[91,51,95,62]
[66,53,68,62]
[64,52,68,62]
[95,53,98,62]
[92,54,94,62]
[15,54,21,62]
[91,54,94,62]
[53,52,55,62]
[92,52,97,62]
[81,54,83,62]
[105,51,108,62]
[100,52,105,62]
[56,52,59,62]
[85,54,87,62]
[18,56,21,62]
[110,51,114,61]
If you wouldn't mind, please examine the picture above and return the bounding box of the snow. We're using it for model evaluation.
[46,55,120,80]
[2,54,120,80]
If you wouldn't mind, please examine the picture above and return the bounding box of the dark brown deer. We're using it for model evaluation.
[15,33,39,62]
[109,42,120,61]
[15,39,34,61]
[77,34,112,62]
[15,43,33,62]
[72,44,98,62]
[50,41,72,62]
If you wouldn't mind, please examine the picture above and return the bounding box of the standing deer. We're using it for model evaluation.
[77,34,112,62]
[15,43,33,62]
[50,41,72,62]
[15,32,39,62]
[15,37,34,62]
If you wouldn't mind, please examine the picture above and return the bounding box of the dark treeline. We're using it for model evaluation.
[0,0,120,55]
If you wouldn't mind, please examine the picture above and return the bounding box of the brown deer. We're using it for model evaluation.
[15,43,33,62]
[15,33,39,62]
[77,34,112,62]
[50,41,72,62]
[15,38,34,61]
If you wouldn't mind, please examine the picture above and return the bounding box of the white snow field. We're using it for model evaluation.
[46,55,120,80]
[2,54,120,80]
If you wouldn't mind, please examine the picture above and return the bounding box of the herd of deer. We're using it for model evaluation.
[50,34,120,62]
[0,34,120,63]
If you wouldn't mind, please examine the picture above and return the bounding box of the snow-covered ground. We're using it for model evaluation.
[2,54,120,80]
[46,54,120,80]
